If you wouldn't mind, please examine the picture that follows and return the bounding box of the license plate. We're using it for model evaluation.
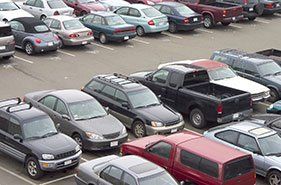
[124,36,129,40]
[249,8,254,11]
[233,113,239,119]
[48,42,53,46]
[171,128,177,133]
[110,141,118,147]
[64,160,72,166]
[82,41,87,45]
[0,46,6,50]
[193,17,198,22]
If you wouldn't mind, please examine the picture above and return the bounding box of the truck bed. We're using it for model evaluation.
[256,49,281,64]
[206,2,238,8]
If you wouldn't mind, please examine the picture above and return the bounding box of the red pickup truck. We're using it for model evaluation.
[121,131,256,185]
[177,0,243,28]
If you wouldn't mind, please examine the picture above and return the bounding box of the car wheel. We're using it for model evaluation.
[99,33,108,44]
[58,37,64,48]
[136,26,145,36]
[203,14,214,29]
[2,56,11,60]
[168,22,177,33]
[268,170,281,185]
[25,42,34,55]
[26,157,43,180]
[132,121,146,138]
[221,22,231,26]
[269,88,279,102]
[72,134,84,150]
[81,11,87,16]
[190,108,206,129]
[40,15,46,21]
[248,17,256,21]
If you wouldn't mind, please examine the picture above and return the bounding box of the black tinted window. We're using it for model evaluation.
[224,157,254,180]
[199,158,219,178]
[149,142,172,159]
[216,130,239,145]
[0,26,12,37]
[184,71,209,86]
[40,96,57,110]
[8,119,21,135]
[0,117,9,132]
[180,150,201,170]
[55,99,68,115]
[101,85,116,98]
[115,90,128,103]
[86,80,105,92]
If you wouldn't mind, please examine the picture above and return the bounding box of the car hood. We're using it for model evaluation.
[75,114,123,135]
[25,133,77,155]
[2,9,33,21]
[135,104,180,125]
[101,0,130,7]
[35,32,57,42]
[130,71,153,81]
[211,76,269,94]
[83,2,107,11]
[123,135,164,150]
[264,75,281,84]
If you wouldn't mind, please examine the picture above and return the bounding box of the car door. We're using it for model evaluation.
[81,14,95,31]
[9,21,26,47]
[91,15,104,37]
[164,72,181,108]
[22,0,37,15]
[127,8,143,26]
[37,95,58,121]
[115,7,130,22]
[32,0,45,18]
[49,19,63,37]
[99,165,123,185]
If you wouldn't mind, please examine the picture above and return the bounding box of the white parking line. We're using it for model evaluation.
[230,24,243,29]
[255,19,270,24]
[81,157,89,162]
[91,43,114,51]
[14,56,34,64]
[0,165,37,185]
[39,174,75,185]
[258,102,271,107]
[57,50,75,57]
[197,28,214,34]
[132,38,150,45]
[161,32,183,39]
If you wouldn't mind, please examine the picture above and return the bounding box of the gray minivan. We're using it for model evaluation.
[0,21,15,59]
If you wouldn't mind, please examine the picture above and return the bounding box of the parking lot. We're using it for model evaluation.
[1,12,281,185]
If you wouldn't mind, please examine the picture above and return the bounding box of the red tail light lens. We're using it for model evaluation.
[87,31,93,36]
[35,38,41,44]
[223,10,227,16]
[69,33,78,38]
[266,3,274,9]
[148,20,155,26]
[217,104,223,114]
[183,18,189,24]
[54,34,59,41]
[54,11,60,15]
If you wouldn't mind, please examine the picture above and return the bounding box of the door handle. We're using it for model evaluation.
[39,9,42,11]
[29,7,32,9]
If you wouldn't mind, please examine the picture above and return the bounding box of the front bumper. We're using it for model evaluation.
[252,93,270,102]
[38,150,82,171]
[83,134,128,151]
[217,109,252,124]
[63,37,94,46]
[177,22,203,31]
[108,33,136,42]
[221,15,244,23]
[144,24,169,33]
[242,11,259,18]
[34,41,60,53]
[145,120,185,135]
[0,50,14,57]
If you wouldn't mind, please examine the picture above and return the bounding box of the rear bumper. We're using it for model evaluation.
[63,37,94,46]
[144,24,169,33]
[242,11,259,18]
[217,109,252,124]
[221,15,244,23]
[34,41,60,53]
[145,120,185,135]
[0,50,14,57]
[177,22,203,31]
[263,7,281,14]
[108,33,136,42]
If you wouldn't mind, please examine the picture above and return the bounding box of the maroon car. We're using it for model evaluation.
[64,0,108,16]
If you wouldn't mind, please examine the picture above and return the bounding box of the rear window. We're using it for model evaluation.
[0,2,19,11]
[183,70,209,86]
[224,156,254,180]
[63,19,84,30]
[47,0,67,8]
[34,25,49,33]
[0,26,12,37]
[142,7,162,18]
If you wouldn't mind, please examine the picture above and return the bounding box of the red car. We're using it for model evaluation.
[121,131,256,185]
[64,0,108,16]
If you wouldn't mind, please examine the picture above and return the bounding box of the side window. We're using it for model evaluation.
[199,158,219,178]
[100,166,111,181]
[160,6,173,15]
[184,0,198,3]
[10,21,25,32]
[50,20,61,29]
[115,90,128,103]
[153,5,161,11]
[101,17,106,25]
[215,130,239,145]
[152,69,169,84]
[83,15,94,24]
[169,72,180,88]
[180,150,201,170]
[128,8,141,17]
[212,55,232,66]
[34,0,44,8]
[8,118,21,136]
[272,121,281,129]
[40,96,57,110]
[86,80,105,92]
[67,0,76,3]
[0,117,9,132]
[92,15,102,24]
[116,7,129,15]
[26,0,36,6]
[44,19,53,27]
[244,63,258,75]
[55,99,68,115]
[237,134,260,153]
[107,166,123,185]
[122,172,137,185]
[148,142,172,159]
[232,60,244,72]
[101,85,116,99]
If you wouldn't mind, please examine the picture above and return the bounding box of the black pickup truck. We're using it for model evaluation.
[130,64,252,128]
[257,49,281,65]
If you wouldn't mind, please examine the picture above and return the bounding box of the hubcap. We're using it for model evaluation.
[270,90,277,102]
[100,34,106,44]
[25,43,33,54]
[137,27,144,36]
[192,113,202,126]
[204,17,211,28]
[28,161,37,176]
[270,174,281,185]
[169,23,176,32]
[135,124,144,138]
[74,136,83,149]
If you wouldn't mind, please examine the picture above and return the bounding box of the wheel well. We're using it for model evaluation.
[188,104,201,115]
[40,14,46,19]
[266,169,280,178]
[24,154,38,166]
[72,132,80,138]
[132,118,144,129]
[202,12,213,20]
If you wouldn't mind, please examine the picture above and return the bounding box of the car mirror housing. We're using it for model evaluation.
[62,114,70,121]
[13,134,23,142]
[121,102,130,109]
[146,75,152,81]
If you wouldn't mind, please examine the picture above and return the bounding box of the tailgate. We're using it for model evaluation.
[221,93,251,116]
[224,6,243,17]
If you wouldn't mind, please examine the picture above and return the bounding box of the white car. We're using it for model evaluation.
[19,0,73,20]
[0,0,33,21]
[158,59,270,102]
[97,0,130,11]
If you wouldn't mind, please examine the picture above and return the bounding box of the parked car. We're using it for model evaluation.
[261,0,281,15]
[9,17,60,55]
[130,64,252,128]
[204,121,281,185]
[124,0,164,5]
[19,0,73,20]
[158,59,270,102]
[0,21,15,59]
[24,89,128,150]
[0,98,81,179]
[75,155,180,185]
[63,0,108,16]
[97,0,130,11]
[0,0,33,22]
[177,0,243,28]
[82,74,185,138]
[211,49,281,102]
[44,15,94,47]
[80,11,136,44]
[222,0,264,20]
[114,4,169,36]
[267,101,281,114]
[257,48,281,66]
[251,113,281,133]
[121,130,256,185]
[153,2,202,33]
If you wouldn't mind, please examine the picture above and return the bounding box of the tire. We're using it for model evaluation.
[2,56,11,60]
[221,22,231,26]
[168,22,177,33]
[26,157,43,180]
[203,14,214,29]
[72,134,84,150]
[248,17,256,21]
[40,15,46,21]
[81,11,87,16]
[58,37,64,48]
[25,42,34,55]
[132,121,146,138]
[189,108,206,129]
[269,88,279,103]
[267,170,281,185]
[254,3,264,16]
[99,33,108,44]
[136,26,145,36]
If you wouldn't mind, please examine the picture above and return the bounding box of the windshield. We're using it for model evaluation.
[69,99,107,121]
[23,116,58,140]
[106,15,126,26]
[34,25,50,33]
[128,89,160,109]
[258,62,281,76]
[0,2,19,11]
[63,19,84,30]
[258,134,281,156]
[142,7,162,18]
[79,0,97,3]
[47,0,67,8]
[175,5,194,16]
[208,67,237,81]
[139,172,178,185]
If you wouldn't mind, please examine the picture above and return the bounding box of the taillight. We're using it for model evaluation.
[35,38,41,44]
[183,18,189,24]
[250,98,253,107]
[87,31,93,36]
[114,28,122,34]
[54,11,60,15]
[148,20,155,26]
[10,40,15,45]
[54,34,59,41]
[266,3,274,9]
[223,10,227,17]
[217,104,223,114]
[69,33,78,38]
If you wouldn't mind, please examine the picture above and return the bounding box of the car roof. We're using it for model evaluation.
[163,131,202,145]
[191,60,228,70]
[162,64,204,73]
[48,89,93,103]
[49,15,76,21]
[90,11,117,17]
[157,1,184,7]
[129,3,151,9]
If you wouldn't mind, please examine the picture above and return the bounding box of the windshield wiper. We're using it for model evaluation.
[146,103,160,107]
[135,105,147,109]
[41,131,58,138]
[274,71,281,76]
[266,152,281,156]
[26,136,43,140]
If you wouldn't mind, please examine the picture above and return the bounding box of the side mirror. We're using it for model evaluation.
[13,134,23,142]
[56,123,61,129]
[146,75,152,81]
[105,107,109,112]
[158,94,162,99]
[169,83,177,88]
[122,102,130,109]
[23,2,26,5]
[253,74,260,78]
[62,114,70,121]
[74,3,78,6]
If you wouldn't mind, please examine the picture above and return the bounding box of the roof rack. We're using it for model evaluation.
[6,103,32,113]
[97,73,139,88]
[0,98,21,109]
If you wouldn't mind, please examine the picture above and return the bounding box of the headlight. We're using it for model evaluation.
[265,91,270,97]
[75,145,80,152]
[249,8,254,11]
[146,0,155,5]
[42,154,55,160]
[269,104,274,109]
[121,126,127,135]
[85,132,104,140]
[151,121,163,127]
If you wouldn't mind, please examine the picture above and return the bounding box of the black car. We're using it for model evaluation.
[153,2,202,33]
[211,49,281,102]
[223,0,264,20]
[260,0,281,14]
[250,113,281,134]
[82,74,185,138]
[0,98,81,179]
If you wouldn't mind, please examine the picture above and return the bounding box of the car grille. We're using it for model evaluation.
[165,119,180,126]
[55,150,77,160]
[252,92,265,100]
[103,132,120,139]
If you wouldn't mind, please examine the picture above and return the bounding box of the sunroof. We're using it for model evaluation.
[249,127,272,136]
[129,162,157,174]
